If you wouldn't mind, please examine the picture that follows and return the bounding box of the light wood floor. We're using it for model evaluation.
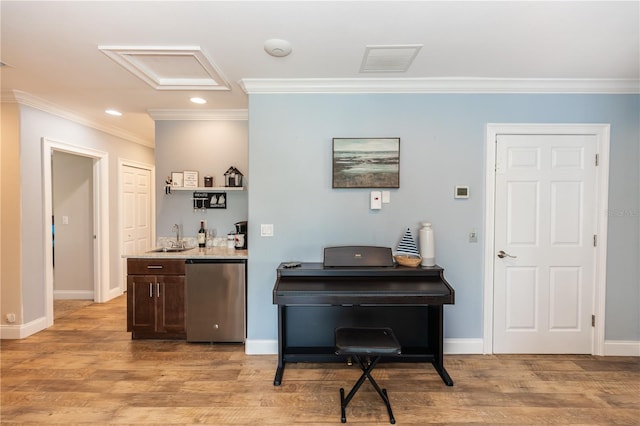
[1,296,639,425]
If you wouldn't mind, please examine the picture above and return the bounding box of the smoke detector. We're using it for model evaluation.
[264,39,292,58]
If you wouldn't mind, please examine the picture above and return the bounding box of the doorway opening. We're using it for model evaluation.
[42,138,110,327]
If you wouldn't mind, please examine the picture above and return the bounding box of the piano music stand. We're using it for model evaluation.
[335,327,401,424]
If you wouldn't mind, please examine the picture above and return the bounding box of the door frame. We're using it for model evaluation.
[118,159,156,293]
[483,124,610,355]
[43,137,110,327]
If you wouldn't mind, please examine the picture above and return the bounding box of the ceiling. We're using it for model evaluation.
[1,1,638,146]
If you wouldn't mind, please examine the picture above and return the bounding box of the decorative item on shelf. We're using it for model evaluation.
[183,170,198,188]
[224,166,244,187]
[171,172,183,187]
[193,192,227,210]
[165,176,172,194]
[394,228,422,267]
[419,222,436,266]
[204,176,214,187]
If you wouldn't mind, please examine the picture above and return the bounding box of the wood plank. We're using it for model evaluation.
[1,296,638,424]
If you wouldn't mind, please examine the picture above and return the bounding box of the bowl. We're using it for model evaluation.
[394,255,422,267]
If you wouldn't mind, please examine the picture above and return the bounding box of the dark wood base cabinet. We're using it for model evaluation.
[127,259,186,339]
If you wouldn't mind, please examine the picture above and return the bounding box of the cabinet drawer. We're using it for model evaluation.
[127,258,185,275]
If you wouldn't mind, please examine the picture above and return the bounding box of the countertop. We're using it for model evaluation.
[123,246,248,260]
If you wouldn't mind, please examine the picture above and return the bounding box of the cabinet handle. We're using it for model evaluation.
[149,283,153,297]
[147,265,163,269]
[156,283,160,298]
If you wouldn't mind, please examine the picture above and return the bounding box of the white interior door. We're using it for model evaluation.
[122,165,152,256]
[493,134,597,354]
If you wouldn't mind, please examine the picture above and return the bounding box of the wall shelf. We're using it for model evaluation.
[168,186,245,192]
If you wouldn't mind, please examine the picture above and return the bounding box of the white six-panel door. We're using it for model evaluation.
[122,165,151,256]
[493,134,597,353]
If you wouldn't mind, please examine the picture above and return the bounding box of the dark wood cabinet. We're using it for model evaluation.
[127,259,186,339]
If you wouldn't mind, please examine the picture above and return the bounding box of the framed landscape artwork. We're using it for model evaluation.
[332,138,400,188]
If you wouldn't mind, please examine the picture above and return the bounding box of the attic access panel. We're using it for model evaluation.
[99,46,230,90]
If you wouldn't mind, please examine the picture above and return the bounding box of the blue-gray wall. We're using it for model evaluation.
[247,93,639,343]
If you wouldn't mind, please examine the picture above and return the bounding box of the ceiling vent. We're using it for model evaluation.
[99,46,230,91]
[360,45,423,73]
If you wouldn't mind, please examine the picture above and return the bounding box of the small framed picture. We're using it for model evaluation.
[171,172,183,187]
[183,170,199,188]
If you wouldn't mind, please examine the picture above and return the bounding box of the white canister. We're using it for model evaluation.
[419,222,435,266]
[227,233,235,249]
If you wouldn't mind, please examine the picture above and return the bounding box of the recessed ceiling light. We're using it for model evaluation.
[264,39,292,58]
[190,97,207,104]
[105,109,122,116]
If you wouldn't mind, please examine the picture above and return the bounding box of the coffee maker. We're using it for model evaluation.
[234,221,247,249]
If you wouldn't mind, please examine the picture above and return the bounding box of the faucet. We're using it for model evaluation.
[171,224,183,248]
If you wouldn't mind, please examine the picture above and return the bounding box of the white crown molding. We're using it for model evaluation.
[148,109,248,121]
[240,78,640,94]
[1,90,153,148]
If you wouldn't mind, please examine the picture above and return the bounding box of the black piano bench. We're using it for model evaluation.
[334,327,402,424]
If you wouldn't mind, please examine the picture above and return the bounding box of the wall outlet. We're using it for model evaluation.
[469,230,478,243]
[6,313,16,323]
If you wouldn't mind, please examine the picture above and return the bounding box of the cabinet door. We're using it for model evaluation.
[157,276,186,336]
[127,275,156,334]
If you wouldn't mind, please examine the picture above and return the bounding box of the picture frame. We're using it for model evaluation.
[171,172,184,187]
[183,170,198,188]
[332,138,400,188]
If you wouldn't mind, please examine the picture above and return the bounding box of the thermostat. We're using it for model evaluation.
[455,186,470,199]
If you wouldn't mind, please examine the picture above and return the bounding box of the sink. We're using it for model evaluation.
[148,247,191,253]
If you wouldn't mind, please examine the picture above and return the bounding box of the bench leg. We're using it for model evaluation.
[339,355,396,424]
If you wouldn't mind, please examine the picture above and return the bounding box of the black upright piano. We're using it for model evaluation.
[272,246,455,386]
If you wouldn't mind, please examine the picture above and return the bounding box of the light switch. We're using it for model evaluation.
[62,215,69,225]
[260,224,274,237]
[370,191,382,210]
[382,191,390,204]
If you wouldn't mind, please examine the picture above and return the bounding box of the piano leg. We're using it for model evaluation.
[433,361,454,386]
[274,364,285,386]
[428,305,454,386]
[274,305,286,386]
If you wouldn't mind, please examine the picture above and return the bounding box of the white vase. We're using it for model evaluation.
[419,222,435,266]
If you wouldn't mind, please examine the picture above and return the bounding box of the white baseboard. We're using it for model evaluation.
[245,338,640,356]
[245,339,279,355]
[53,290,94,300]
[603,340,640,356]
[444,338,484,354]
[244,338,485,355]
[105,287,123,302]
[0,316,47,340]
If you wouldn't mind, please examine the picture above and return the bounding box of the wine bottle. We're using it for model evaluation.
[197,221,206,248]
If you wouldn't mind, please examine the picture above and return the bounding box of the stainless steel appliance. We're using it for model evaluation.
[186,259,246,342]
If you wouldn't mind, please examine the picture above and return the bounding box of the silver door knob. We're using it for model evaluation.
[497,250,517,259]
